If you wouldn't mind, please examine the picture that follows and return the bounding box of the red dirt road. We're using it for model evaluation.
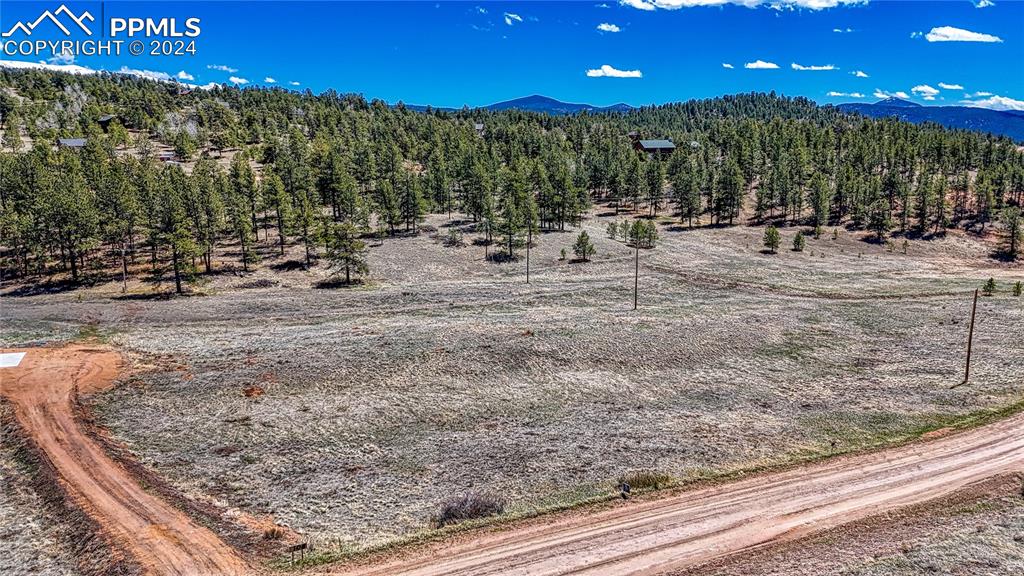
[336,411,1024,576]
[0,346,248,576]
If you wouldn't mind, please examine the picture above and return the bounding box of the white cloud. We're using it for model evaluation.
[176,70,194,81]
[207,64,239,73]
[0,59,226,91]
[620,0,656,10]
[924,26,1002,43]
[962,94,1024,111]
[595,2,611,7]
[289,81,301,86]
[597,23,621,32]
[586,64,643,78]
[910,31,923,39]
[851,70,869,78]
[912,84,940,97]
[833,27,854,33]
[827,91,865,98]
[722,63,735,69]
[504,12,523,26]
[968,91,992,97]
[745,60,780,69]
[792,62,836,71]
[975,0,995,8]
[228,76,249,85]
[620,0,866,10]
[264,77,276,83]
[0,59,95,75]
[874,89,910,99]
[47,49,75,66]
[938,82,963,90]
[476,6,488,14]
[118,66,172,82]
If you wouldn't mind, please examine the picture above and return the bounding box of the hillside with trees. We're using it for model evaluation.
[1,68,1021,293]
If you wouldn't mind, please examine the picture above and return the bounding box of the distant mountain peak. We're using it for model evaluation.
[875,97,921,108]
[485,95,633,115]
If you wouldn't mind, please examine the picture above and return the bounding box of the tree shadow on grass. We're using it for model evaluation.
[313,278,366,289]
[270,259,309,272]
[2,279,85,298]
[988,248,1019,263]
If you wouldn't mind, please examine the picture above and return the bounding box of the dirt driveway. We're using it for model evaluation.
[332,410,1024,576]
[0,346,249,576]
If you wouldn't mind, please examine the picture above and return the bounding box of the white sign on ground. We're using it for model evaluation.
[0,352,26,368]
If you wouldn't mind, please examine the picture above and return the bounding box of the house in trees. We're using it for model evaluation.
[97,114,116,132]
[635,138,676,159]
[57,137,87,149]
[473,122,485,137]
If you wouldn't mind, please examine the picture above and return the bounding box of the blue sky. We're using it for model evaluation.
[1,1,1022,110]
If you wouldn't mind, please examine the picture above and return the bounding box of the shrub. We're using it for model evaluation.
[444,228,465,247]
[1014,281,1022,297]
[606,221,618,239]
[983,277,996,296]
[619,470,673,491]
[559,247,567,261]
[431,491,505,528]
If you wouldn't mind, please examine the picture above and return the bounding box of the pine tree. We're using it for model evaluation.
[263,172,291,255]
[793,231,805,252]
[573,230,595,262]
[325,221,369,284]
[644,159,664,216]
[1000,206,1021,259]
[982,277,996,296]
[809,173,832,229]
[764,225,781,254]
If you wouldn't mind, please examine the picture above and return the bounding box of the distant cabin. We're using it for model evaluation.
[635,138,675,158]
[57,137,87,149]
[627,130,641,142]
[473,122,485,137]
[97,114,116,132]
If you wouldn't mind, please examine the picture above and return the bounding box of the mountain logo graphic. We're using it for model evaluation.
[2,4,95,37]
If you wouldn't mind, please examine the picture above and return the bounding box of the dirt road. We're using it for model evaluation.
[338,411,1024,576]
[0,346,248,576]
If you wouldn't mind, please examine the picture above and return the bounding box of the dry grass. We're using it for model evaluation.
[3,209,1022,561]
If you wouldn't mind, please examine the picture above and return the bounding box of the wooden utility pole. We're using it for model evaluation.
[962,288,979,385]
[633,243,639,310]
[526,228,531,284]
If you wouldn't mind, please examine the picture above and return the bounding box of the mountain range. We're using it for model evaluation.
[835,98,1024,142]
[403,94,1023,142]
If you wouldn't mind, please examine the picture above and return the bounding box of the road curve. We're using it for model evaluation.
[0,346,248,576]
[335,410,1024,576]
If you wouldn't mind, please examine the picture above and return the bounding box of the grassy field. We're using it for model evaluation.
[3,210,1023,562]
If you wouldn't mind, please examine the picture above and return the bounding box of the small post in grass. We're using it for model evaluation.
[962,288,979,385]
[526,227,531,284]
[633,242,639,311]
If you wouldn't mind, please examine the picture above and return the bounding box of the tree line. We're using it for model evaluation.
[1,69,1021,292]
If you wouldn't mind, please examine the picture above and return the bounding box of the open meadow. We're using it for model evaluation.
[4,209,1022,564]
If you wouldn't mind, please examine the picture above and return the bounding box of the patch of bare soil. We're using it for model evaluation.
[0,345,250,575]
